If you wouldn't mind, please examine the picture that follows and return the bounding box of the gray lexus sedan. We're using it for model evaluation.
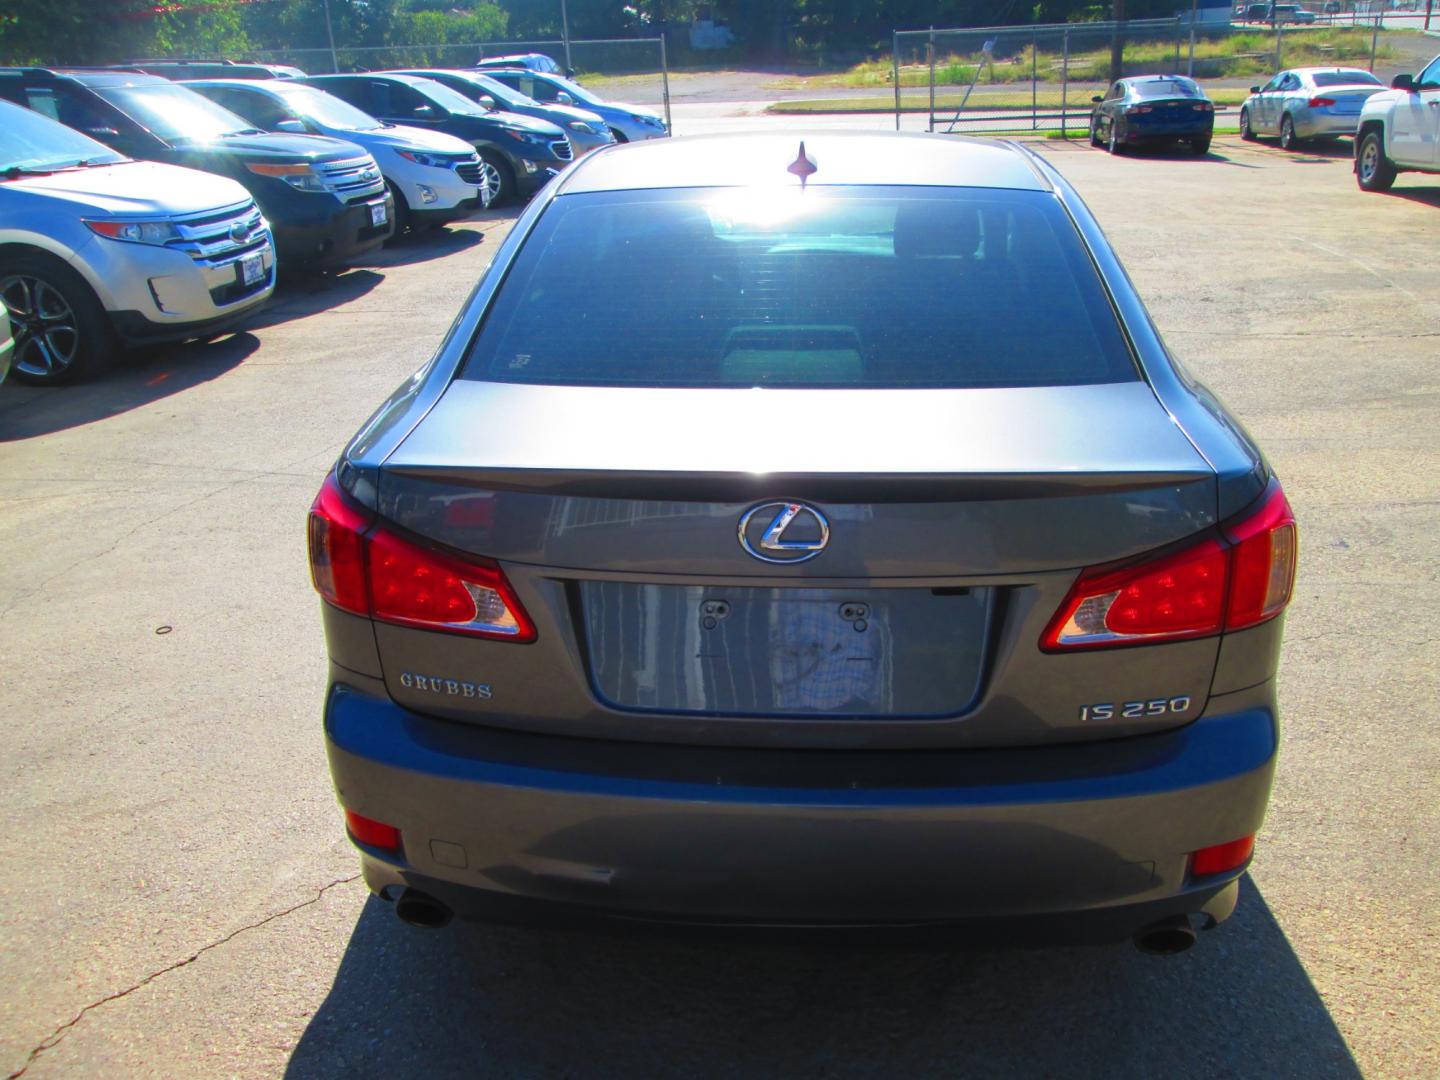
[310,133,1296,953]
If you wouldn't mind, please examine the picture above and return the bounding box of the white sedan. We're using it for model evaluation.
[1239,67,1388,149]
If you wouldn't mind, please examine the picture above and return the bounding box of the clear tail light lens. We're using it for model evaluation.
[1043,483,1297,651]
[307,471,536,642]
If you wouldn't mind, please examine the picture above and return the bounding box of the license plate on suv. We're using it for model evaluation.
[238,253,264,287]
[370,202,388,227]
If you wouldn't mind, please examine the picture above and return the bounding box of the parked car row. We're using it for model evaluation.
[1090,58,1440,195]
[0,56,669,386]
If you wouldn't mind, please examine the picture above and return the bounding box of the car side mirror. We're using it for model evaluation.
[1091,95,1103,104]
[556,91,574,106]
[275,119,306,133]
[478,95,496,110]
[1391,73,1415,92]
[565,68,576,79]
[1249,85,1261,94]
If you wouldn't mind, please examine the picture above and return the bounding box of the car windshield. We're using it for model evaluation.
[411,79,490,116]
[93,82,258,142]
[463,72,535,109]
[274,84,384,130]
[539,74,602,106]
[1311,70,1382,88]
[0,101,126,172]
[1133,78,1202,98]
[462,186,1137,390]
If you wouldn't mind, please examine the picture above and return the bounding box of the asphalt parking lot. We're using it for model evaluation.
[1,133,1437,1079]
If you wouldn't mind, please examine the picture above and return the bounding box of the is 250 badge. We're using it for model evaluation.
[1079,695,1191,722]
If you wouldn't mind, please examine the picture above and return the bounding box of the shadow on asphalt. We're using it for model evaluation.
[244,269,386,332]
[1384,184,1440,209]
[364,225,486,269]
[0,332,257,442]
[285,878,1361,1078]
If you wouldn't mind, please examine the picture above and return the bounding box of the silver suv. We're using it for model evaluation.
[0,99,275,384]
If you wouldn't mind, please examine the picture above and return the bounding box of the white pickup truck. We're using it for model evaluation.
[1355,54,1440,192]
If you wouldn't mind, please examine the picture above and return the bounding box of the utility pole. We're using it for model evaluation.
[322,0,339,74]
[561,0,573,74]
[1426,0,1433,32]
[1109,0,1126,85]
[1187,0,1199,77]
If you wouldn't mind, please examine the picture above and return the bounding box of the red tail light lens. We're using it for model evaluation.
[1224,486,1297,629]
[345,809,401,852]
[1042,484,1297,651]
[308,472,371,616]
[1191,834,1255,876]
[1126,104,1153,114]
[368,526,536,641]
[1307,96,1336,108]
[307,471,535,642]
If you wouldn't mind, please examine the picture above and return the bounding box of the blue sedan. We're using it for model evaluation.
[1090,75,1216,155]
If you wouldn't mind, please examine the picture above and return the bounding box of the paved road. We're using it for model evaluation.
[1,135,1437,1078]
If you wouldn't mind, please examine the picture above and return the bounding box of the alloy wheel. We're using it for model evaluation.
[0,274,80,378]
[478,160,503,205]
[1358,140,1378,184]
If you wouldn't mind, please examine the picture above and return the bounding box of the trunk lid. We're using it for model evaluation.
[367,380,1222,747]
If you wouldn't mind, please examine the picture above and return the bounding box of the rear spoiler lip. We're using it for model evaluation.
[379,465,1213,504]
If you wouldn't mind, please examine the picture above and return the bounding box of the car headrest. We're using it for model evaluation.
[892,201,982,260]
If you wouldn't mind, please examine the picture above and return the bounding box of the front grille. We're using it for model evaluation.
[169,201,269,263]
[551,139,574,161]
[318,155,386,202]
[456,161,484,185]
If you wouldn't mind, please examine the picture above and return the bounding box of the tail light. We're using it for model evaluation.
[1190,834,1255,876]
[1042,484,1296,651]
[1307,96,1336,108]
[1125,104,1153,114]
[308,471,536,642]
[1192,102,1215,111]
[345,809,402,853]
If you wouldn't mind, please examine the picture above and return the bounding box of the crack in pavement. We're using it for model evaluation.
[5,874,360,1080]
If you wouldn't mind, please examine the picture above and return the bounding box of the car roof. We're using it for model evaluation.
[182,78,287,90]
[309,72,433,88]
[0,68,172,87]
[1286,66,1378,76]
[559,132,1048,196]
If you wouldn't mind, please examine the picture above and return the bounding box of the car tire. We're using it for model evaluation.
[387,182,412,235]
[1239,107,1255,140]
[1090,119,1103,147]
[477,150,515,207]
[1356,129,1397,192]
[1279,114,1300,151]
[0,252,114,386]
[608,127,629,144]
[1191,135,1211,155]
[1108,125,1125,155]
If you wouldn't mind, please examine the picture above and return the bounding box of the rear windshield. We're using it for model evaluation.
[461,187,1137,390]
[1132,78,1202,98]
[1311,70,1381,87]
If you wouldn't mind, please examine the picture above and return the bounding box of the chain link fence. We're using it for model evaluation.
[892,12,1397,135]
[249,37,672,131]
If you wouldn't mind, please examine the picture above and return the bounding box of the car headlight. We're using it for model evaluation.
[635,114,665,128]
[245,161,328,192]
[83,219,182,245]
[397,150,458,168]
[567,120,592,132]
[501,129,550,146]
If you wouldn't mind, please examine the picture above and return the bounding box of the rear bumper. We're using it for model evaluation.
[324,676,1278,938]
[1291,109,1363,138]
[1125,120,1213,141]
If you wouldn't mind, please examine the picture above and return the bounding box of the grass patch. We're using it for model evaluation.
[766,87,1251,115]
[769,28,1393,91]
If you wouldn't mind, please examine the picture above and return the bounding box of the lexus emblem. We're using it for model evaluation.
[738,502,830,564]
